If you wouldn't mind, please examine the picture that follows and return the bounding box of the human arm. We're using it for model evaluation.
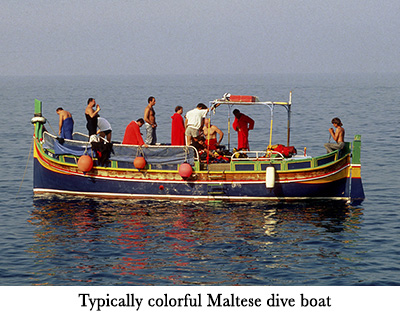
[232,118,239,131]
[330,127,344,143]
[214,126,224,145]
[144,107,151,124]
[58,114,63,135]
[247,116,255,130]
[135,123,145,146]
[86,104,100,118]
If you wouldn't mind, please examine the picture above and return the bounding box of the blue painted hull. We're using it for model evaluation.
[33,158,351,201]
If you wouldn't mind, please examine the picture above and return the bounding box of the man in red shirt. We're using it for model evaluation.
[122,119,148,146]
[232,109,255,151]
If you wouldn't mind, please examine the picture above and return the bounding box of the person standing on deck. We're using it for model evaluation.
[324,117,345,153]
[97,116,112,142]
[185,103,209,146]
[232,109,254,151]
[56,107,74,139]
[171,106,185,145]
[85,98,100,138]
[144,96,157,145]
[122,118,148,147]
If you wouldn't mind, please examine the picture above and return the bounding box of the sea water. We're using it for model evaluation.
[0,73,399,285]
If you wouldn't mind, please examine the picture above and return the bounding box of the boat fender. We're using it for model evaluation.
[266,166,275,189]
[179,163,193,178]
[31,116,47,124]
[78,155,93,173]
[134,156,146,170]
[89,134,99,143]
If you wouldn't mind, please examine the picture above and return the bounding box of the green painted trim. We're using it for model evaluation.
[34,99,42,115]
[352,135,362,164]
[34,99,43,138]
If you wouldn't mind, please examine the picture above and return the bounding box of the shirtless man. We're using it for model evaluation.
[56,107,74,139]
[202,118,224,150]
[324,117,345,153]
[144,96,157,145]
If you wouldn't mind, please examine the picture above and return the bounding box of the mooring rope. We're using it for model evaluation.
[17,137,34,197]
[45,119,57,135]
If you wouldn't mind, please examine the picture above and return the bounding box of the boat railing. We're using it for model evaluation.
[230,149,310,162]
[72,131,90,142]
[43,131,201,165]
[230,150,285,161]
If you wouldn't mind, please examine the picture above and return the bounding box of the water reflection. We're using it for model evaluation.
[28,196,364,285]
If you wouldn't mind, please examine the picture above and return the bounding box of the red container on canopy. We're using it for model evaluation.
[229,95,258,102]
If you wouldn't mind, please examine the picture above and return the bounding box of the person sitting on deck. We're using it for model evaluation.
[122,118,148,147]
[324,117,345,153]
[191,136,206,152]
[192,136,229,163]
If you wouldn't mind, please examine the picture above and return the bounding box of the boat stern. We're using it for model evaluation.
[350,135,365,204]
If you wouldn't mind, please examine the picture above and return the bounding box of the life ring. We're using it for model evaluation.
[31,116,47,124]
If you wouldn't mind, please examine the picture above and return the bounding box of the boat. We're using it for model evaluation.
[31,92,365,204]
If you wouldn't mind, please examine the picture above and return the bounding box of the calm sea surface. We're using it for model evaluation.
[0,74,399,286]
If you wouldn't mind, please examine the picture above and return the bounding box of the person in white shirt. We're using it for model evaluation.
[185,103,208,145]
[97,116,112,142]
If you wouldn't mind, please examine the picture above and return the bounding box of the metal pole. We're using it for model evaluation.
[228,105,231,151]
[268,106,274,148]
[287,91,292,147]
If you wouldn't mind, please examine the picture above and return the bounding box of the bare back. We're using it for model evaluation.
[336,126,345,143]
[60,110,72,120]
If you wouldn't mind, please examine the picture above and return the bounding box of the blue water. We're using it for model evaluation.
[0,73,399,285]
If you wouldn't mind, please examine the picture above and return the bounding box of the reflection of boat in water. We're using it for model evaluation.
[31,93,364,204]
[29,197,363,285]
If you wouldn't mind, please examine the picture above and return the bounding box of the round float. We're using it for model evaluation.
[78,155,93,173]
[179,163,193,178]
[134,156,146,169]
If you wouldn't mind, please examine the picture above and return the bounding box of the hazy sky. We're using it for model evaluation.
[1,0,399,76]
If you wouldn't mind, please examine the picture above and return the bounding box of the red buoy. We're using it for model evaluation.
[78,155,93,172]
[179,163,193,178]
[134,156,146,169]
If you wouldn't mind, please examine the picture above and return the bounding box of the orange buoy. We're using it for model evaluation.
[179,163,193,178]
[134,156,146,169]
[78,155,93,172]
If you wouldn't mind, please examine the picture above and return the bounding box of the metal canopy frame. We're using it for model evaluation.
[208,91,292,151]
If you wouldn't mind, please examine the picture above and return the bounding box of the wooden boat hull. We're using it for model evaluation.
[33,138,363,203]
